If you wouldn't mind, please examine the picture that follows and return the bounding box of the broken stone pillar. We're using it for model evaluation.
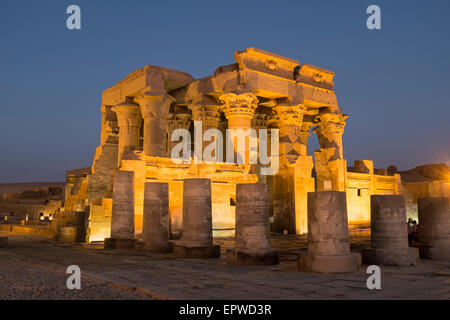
[313,110,348,192]
[0,237,7,248]
[58,226,77,244]
[270,106,314,235]
[314,111,347,160]
[174,178,220,258]
[272,105,306,163]
[142,182,170,252]
[135,90,175,157]
[418,197,450,261]
[362,195,420,266]
[112,102,142,165]
[298,191,361,273]
[104,170,136,249]
[227,183,279,265]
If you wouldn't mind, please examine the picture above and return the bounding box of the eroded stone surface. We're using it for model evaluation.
[298,191,361,273]
[363,195,419,266]
[142,182,170,252]
[418,197,450,261]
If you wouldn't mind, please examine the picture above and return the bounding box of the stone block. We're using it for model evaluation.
[0,237,7,248]
[298,252,361,274]
[173,244,220,259]
[362,247,420,266]
[418,197,450,261]
[226,248,279,266]
[104,238,136,250]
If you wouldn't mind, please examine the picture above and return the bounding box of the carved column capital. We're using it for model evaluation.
[271,105,305,128]
[188,104,221,130]
[315,113,348,135]
[313,112,348,161]
[167,113,191,132]
[112,102,142,127]
[219,92,258,122]
[134,89,175,119]
[251,114,268,130]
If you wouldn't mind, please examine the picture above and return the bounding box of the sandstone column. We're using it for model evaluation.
[135,90,175,157]
[226,183,279,265]
[142,182,170,252]
[270,105,314,235]
[104,170,136,249]
[314,112,346,160]
[298,191,361,273]
[362,195,420,265]
[219,93,258,164]
[189,103,221,158]
[272,105,305,164]
[174,178,220,258]
[167,113,191,156]
[112,102,142,165]
[313,111,348,192]
[418,197,450,261]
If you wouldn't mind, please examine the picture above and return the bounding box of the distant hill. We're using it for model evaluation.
[399,163,450,183]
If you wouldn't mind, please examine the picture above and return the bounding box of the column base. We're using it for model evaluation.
[0,237,7,248]
[104,238,136,250]
[415,244,450,261]
[298,252,361,274]
[142,241,173,253]
[173,243,220,259]
[226,248,279,266]
[362,247,420,266]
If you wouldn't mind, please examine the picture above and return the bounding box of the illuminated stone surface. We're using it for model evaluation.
[104,170,136,249]
[142,182,170,252]
[298,191,361,273]
[227,183,279,265]
[418,197,450,261]
[57,48,404,242]
[174,179,220,258]
[362,195,419,266]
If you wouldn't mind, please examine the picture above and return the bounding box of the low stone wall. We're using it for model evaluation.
[0,224,55,238]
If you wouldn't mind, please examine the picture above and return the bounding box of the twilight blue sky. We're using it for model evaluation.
[0,0,449,182]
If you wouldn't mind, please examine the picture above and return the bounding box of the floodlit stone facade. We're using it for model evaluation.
[63,47,402,243]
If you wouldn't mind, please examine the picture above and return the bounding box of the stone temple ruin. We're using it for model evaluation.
[1,47,449,269]
[61,47,407,243]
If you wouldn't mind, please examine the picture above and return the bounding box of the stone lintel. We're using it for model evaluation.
[102,65,194,106]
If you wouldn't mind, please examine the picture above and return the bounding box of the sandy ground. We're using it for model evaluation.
[0,227,449,300]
